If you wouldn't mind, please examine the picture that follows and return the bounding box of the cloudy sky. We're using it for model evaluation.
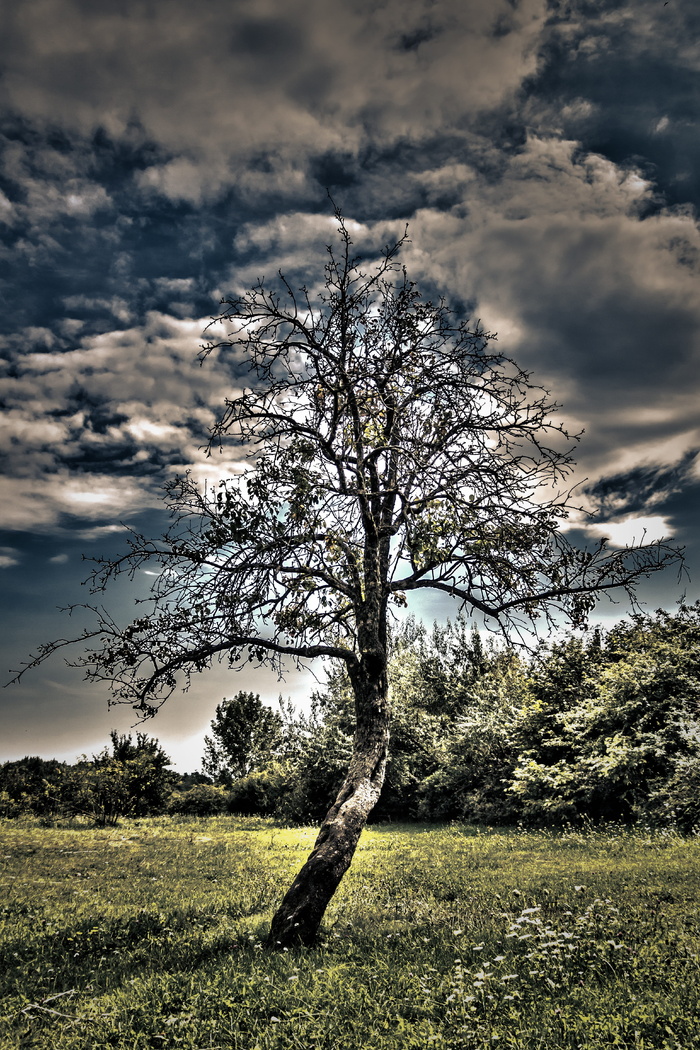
[2,0,699,771]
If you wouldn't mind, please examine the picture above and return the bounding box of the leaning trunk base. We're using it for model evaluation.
[267,715,389,947]
[266,805,370,947]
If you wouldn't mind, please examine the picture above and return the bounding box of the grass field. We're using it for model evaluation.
[1,817,699,1049]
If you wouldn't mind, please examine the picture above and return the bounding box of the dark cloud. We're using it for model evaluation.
[397,24,439,52]
[584,451,700,520]
[525,0,700,205]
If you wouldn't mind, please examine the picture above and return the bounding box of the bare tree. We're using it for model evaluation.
[16,211,680,947]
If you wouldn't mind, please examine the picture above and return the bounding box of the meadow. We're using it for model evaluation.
[1,818,699,1049]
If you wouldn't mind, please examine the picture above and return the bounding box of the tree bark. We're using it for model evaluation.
[267,662,389,948]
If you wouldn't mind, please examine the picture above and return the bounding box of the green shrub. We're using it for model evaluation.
[0,790,22,818]
[226,763,289,816]
[649,752,700,832]
[276,726,352,822]
[166,784,230,816]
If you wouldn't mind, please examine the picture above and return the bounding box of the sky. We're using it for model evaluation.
[2,0,700,772]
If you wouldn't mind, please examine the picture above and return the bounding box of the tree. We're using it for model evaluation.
[0,735,174,822]
[105,730,175,816]
[202,691,285,784]
[417,643,531,824]
[75,731,174,824]
[16,211,680,946]
[507,605,700,824]
[0,756,69,817]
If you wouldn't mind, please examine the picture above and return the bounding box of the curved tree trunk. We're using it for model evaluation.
[267,662,389,948]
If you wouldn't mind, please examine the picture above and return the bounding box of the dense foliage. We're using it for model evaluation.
[0,731,175,825]
[201,691,285,785]
[233,603,699,831]
[4,604,700,830]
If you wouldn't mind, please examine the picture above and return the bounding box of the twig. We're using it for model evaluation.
[20,989,89,1024]
[21,1003,79,1021]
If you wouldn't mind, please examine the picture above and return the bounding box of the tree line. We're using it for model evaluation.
[4,604,699,832]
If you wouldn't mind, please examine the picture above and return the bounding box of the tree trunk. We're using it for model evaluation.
[267,662,389,948]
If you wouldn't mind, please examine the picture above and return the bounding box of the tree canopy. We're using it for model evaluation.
[202,691,284,784]
[20,214,678,711]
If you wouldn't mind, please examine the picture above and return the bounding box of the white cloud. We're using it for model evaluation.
[0,473,156,529]
[587,515,672,548]
[125,419,183,446]
[0,310,253,529]
[75,524,131,541]
[375,135,700,495]
[0,189,16,224]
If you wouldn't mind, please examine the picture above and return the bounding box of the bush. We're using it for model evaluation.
[0,790,22,818]
[227,764,289,816]
[0,756,69,817]
[276,727,353,823]
[648,753,700,832]
[166,784,230,816]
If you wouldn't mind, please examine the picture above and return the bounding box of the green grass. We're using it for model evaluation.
[1,817,699,1049]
